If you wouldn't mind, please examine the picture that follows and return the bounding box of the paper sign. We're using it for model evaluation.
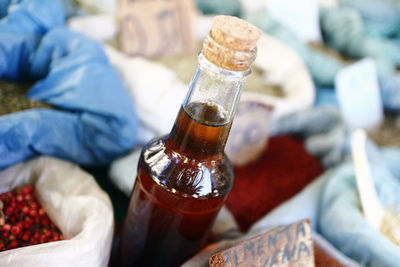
[118,0,197,58]
[267,0,321,42]
[335,58,383,130]
[209,220,315,267]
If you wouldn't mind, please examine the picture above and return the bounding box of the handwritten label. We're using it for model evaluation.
[209,220,314,267]
[226,100,272,166]
[335,58,383,130]
[118,0,197,58]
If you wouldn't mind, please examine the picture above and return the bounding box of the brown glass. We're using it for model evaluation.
[119,102,234,267]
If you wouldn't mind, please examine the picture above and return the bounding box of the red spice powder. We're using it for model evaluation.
[225,135,323,232]
[314,245,344,267]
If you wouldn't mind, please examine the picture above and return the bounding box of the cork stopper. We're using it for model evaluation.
[211,15,261,51]
[202,16,261,71]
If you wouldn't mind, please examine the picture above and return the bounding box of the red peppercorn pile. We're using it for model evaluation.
[0,185,64,251]
[225,135,324,232]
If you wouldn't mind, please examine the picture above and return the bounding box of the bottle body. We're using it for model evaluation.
[120,17,260,263]
[120,103,234,266]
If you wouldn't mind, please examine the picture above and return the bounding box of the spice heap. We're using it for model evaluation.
[380,207,400,248]
[369,115,400,147]
[0,80,51,116]
[0,185,64,251]
[226,135,324,231]
[314,244,344,267]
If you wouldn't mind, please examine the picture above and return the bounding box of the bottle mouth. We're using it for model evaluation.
[201,32,257,72]
[197,53,252,81]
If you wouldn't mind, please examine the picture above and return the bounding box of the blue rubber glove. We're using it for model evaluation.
[0,0,65,80]
[0,0,138,168]
[0,0,10,18]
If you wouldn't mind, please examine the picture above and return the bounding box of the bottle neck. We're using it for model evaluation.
[168,53,251,156]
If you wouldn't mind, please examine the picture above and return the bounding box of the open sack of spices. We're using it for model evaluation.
[0,0,138,169]
[0,156,114,267]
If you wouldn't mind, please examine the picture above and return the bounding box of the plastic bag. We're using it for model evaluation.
[0,0,138,169]
[0,157,114,267]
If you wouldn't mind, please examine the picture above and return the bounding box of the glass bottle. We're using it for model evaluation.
[119,16,260,267]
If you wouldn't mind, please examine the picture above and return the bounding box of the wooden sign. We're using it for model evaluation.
[118,0,197,58]
[209,220,315,267]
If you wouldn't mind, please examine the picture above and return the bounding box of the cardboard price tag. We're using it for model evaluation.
[209,220,314,267]
[118,0,197,58]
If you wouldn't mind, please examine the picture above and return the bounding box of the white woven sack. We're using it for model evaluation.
[0,157,114,267]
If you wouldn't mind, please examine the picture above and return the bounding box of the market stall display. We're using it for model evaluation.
[1,0,400,266]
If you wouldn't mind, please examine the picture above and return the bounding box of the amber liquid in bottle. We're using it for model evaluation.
[119,102,234,267]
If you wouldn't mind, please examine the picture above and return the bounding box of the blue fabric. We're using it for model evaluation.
[0,0,10,18]
[315,86,339,107]
[0,0,138,168]
[318,148,400,266]
[196,0,242,16]
[320,6,400,75]
[379,75,400,112]
[338,0,400,37]
[319,6,400,111]
[246,10,346,87]
[247,5,400,111]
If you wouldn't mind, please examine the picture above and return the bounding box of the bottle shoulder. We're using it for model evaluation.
[139,136,234,198]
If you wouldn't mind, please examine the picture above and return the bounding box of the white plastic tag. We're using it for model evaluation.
[267,0,321,42]
[335,58,383,130]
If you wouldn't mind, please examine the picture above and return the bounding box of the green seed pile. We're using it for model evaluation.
[0,80,52,116]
